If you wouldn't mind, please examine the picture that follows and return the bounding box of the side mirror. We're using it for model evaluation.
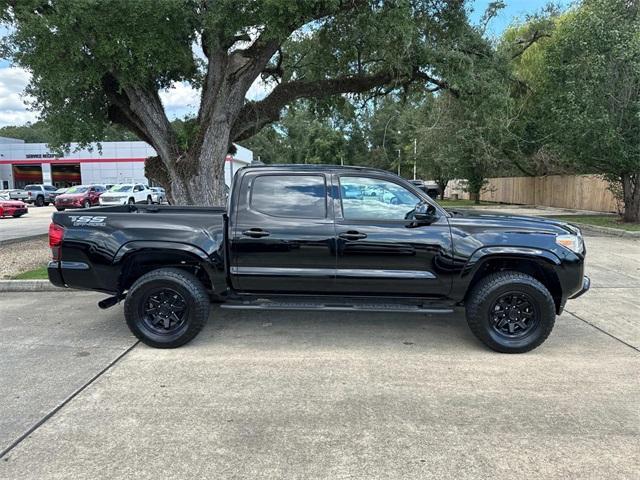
[413,202,438,224]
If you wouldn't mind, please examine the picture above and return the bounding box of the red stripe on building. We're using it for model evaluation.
[0,156,240,165]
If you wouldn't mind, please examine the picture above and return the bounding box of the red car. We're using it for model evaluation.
[54,184,107,211]
[0,199,28,218]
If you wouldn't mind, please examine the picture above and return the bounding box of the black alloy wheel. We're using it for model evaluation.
[489,292,539,338]
[465,271,556,353]
[141,288,188,335]
[124,267,210,348]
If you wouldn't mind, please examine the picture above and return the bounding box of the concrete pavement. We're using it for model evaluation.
[0,205,55,243]
[0,234,638,479]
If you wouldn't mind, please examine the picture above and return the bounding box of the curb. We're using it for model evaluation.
[0,280,65,292]
[0,233,48,246]
[569,223,640,239]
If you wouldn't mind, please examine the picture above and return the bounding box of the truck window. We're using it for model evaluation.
[339,176,419,221]
[250,175,326,219]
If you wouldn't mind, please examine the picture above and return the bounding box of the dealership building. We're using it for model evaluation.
[0,136,253,189]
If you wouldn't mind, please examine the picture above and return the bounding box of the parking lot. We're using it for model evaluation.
[0,233,638,479]
[0,205,54,243]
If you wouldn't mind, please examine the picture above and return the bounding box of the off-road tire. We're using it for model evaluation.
[465,271,555,353]
[124,268,210,348]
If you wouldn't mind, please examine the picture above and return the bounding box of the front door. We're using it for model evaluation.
[230,171,337,293]
[334,174,452,298]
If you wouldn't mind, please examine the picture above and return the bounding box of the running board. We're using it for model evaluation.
[220,299,454,314]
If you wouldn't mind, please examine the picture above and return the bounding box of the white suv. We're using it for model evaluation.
[99,184,153,206]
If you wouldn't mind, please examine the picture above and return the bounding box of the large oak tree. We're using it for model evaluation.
[1,0,480,205]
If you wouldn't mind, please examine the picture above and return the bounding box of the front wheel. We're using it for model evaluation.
[56,207,65,211]
[124,268,210,348]
[83,200,91,208]
[465,271,556,353]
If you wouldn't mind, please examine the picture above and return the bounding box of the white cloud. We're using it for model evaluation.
[0,63,275,127]
[0,66,38,127]
[246,76,272,101]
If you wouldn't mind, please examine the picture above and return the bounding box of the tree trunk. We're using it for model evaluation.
[622,173,640,223]
[436,179,448,200]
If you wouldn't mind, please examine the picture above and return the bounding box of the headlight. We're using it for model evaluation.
[556,234,584,254]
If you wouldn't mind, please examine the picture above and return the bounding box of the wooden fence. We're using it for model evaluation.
[446,175,619,213]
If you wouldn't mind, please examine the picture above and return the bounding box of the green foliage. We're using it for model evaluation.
[540,0,639,178]
[1,0,199,149]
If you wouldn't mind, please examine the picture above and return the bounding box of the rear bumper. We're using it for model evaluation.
[569,275,590,300]
[47,261,66,288]
[47,261,91,288]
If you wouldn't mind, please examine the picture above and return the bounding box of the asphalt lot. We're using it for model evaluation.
[0,233,638,479]
[0,205,54,243]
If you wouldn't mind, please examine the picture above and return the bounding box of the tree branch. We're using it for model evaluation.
[232,70,406,141]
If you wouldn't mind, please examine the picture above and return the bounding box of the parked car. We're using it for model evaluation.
[99,184,153,206]
[150,187,166,204]
[23,184,57,206]
[0,188,29,201]
[52,187,69,200]
[410,180,440,199]
[54,184,107,211]
[0,199,28,218]
[48,165,589,353]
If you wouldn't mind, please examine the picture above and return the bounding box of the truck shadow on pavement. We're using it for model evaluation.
[192,307,480,352]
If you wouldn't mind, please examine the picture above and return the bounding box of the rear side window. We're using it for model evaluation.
[250,175,326,218]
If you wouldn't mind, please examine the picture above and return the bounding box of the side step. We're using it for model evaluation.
[220,299,454,314]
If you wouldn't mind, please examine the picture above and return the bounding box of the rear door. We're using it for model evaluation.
[230,171,337,293]
[334,174,452,298]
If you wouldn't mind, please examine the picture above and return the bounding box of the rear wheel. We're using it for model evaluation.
[124,268,210,348]
[128,197,135,205]
[83,200,91,208]
[465,271,555,353]
[146,195,152,204]
[55,207,65,211]
[35,195,44,207]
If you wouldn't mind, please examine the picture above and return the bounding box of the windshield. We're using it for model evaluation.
[65,186,89,194]
[110,185,132,192]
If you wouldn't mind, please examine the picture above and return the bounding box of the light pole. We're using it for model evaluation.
[397,149,401,176]
[413,138,417,180]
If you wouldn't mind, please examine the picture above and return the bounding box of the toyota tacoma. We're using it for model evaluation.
[47,165,589,353]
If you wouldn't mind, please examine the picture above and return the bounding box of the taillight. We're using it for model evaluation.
[49,223,64,260]
[28,191,32,197]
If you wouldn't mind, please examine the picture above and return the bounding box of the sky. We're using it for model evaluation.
[0,0,569,129]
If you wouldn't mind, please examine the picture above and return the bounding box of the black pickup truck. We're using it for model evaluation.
[48,165,589,353]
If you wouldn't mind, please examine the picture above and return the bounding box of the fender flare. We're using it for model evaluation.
[113,241,226,292]
[451,246,563,302]
[462,246,562,280]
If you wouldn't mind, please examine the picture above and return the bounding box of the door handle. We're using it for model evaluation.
[242,228,270,238]
[339,231,367,240]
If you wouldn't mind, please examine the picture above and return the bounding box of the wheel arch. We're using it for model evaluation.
[114,241,226,296]
[461,248,563,314]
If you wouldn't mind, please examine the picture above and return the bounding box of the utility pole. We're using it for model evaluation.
[413,138,417,180]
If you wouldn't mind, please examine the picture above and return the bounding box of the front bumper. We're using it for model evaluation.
[569,275,590,299]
